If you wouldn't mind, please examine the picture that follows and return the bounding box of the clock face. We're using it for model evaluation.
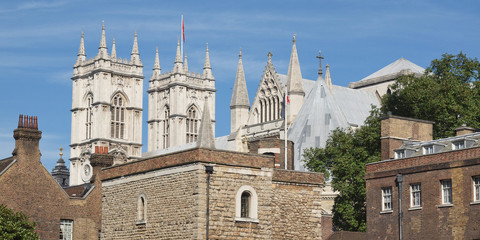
[81,163,93,182]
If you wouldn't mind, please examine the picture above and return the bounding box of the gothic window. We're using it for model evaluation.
[235,186,258,222]
[85,95,93,139]
[111,94,125,139]
[163,106,170,149]
[137,195,146,224]
[59,219,73,240]
[186,106,199,143]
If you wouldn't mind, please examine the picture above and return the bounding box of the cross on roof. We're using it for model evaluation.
[316,50,324,78]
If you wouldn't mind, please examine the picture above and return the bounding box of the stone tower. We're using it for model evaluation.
[70,23,143,185]
[286,35,305,125]
[51,148,70,188]
[147,41,216,151]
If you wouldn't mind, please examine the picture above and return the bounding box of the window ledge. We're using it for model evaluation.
[438,203,453,208]
[380,210,393,214]
[470,201,480,205]
[408,206,422,211]
[136,220,146,225]
[235,217,259,223]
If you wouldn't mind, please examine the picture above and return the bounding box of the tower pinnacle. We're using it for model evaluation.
[286,34,304,94]
[76,31,86,64]
[197,98,215,149]
[184,51,189,72]
[316,50,324,81]
[230,49,250,109]
[111,37,117,59]
[97,21,108,58]
[130,30,141,65]
[203,43,213,79]
[152,46,161,78]
[173,39,183,73]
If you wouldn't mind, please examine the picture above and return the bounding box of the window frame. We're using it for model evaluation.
[452,140,465,150]
[410,183,422,209]
[60,219,74,240]
[110,94,126,139]
[473,176,480,203]
[381,187,393,212]
[136,194,147,225]
[422,145,434,155]
[440,179,453,205]
[186,106,199,143]
[235,185,258,223]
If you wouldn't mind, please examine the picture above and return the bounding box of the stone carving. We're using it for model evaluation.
[110,143,128,165]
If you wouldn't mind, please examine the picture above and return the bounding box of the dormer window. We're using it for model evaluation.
[395,150,405,159]
[423,145,434,155]
[453,141,465,150]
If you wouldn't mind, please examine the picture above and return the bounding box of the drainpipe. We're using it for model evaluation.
[396,174,403,240]
[205,165,214,240]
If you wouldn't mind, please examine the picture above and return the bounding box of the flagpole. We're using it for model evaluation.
[181,14,184,61]
[284,84,288,170]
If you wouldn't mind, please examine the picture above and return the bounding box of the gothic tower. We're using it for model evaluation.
[230,50,250,133]
[147,41,216,151]
[70,23,143,185]
[286,35,305,125]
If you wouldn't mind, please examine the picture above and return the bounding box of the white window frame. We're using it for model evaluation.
[441,179,452,205]
[395,150,405,159]
[60,219,73,240]
[410,183,422,208]
[453,140,465,150]
[423,145,434,155]
[381,187,393,212]
[473,176,480,203]
[235,185,258,223]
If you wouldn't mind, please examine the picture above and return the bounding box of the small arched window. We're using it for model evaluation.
[235,186,258,222]
[85,95,93,139]
[137,195,146,224]
[111,94,125,139]
[186,106,199,143]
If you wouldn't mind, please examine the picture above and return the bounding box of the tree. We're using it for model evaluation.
[303,107,381,232]
[382,52,480,138]
[0,204,38,240]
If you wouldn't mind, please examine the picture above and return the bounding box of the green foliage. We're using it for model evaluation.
[382,52,480,138]
[0,204,38,240]
[303,107,381,232]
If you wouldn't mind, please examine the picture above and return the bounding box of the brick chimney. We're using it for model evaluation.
[454,124,476,136]
[12,114,42,161]
[89,148,114,183]
[381,114,433,160]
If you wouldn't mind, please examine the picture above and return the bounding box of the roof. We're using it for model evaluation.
[142,135,229,158]
[287,78,379,171]
[0,157,15,176]
[348,58,425,89]
[63,183,92,198]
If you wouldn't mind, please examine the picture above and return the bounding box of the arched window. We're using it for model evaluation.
[163,106,170,149]
[235,186,258,222]
[85,95,93,139]
[111,94,125,139]
[137,195,146,223]
[186,106,199,143]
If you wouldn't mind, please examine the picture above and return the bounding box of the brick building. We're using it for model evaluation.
[366,115,480,239]
[0,115,104,240]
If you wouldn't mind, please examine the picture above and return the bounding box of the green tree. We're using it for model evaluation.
[0,204,38,240]
[303,107,381,232]
[382,52,480,138]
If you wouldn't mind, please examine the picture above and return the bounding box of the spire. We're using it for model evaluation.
[152,46,161,78]
[230,50,250,108]
[76,31,86,64]
[173,39,183,72]
[203,43,213,79]
[51,147,70,188]
[184,51,189,72]
[130,30,142,65]
[325,64,333,92]
[316,50,324,81]
[197,98,215,149]
[97,21,108,58]
[111,37,117,59]
[286,34,304,94]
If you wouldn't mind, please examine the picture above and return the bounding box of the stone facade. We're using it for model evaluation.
[366,115,480,239]
[70,23,143,185]
[101,148,328,239]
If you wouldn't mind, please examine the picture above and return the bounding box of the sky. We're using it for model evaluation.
[1,0,479,172]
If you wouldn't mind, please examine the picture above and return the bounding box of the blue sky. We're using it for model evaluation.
[1,0,479,171]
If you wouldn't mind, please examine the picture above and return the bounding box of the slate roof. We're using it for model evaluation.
[0,157,15,176]
[348,58,425,89]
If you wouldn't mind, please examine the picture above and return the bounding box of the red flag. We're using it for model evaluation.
[182,17,185,43]
[287,96,290,104]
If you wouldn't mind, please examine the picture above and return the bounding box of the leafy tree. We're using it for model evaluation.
[382,52,480,138]
[0,204,38,240]
[303,107,381,232]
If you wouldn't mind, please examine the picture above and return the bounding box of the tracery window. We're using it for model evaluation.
[186,106,198,143]
[163,106,170,149]
[111,94,125,139]
[85,95,93,139]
